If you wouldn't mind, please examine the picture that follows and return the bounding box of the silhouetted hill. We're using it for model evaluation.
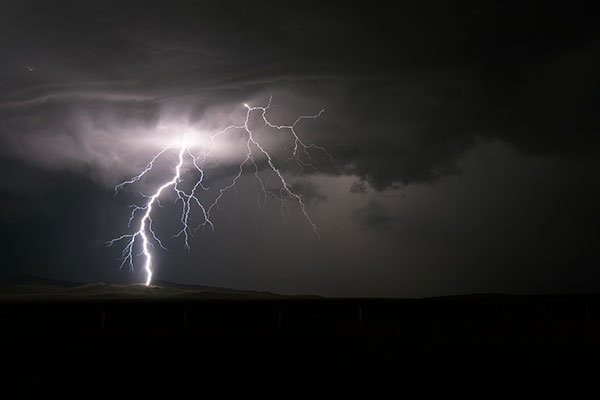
[0,275,317,301]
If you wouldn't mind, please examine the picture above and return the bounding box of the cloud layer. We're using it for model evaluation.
[1,1,599,295]
[1,1,597,190]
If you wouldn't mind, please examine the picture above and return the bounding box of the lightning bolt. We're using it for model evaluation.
[108,97,331,286]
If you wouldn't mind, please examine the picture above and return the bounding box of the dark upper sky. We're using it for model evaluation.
[0,1,599,296]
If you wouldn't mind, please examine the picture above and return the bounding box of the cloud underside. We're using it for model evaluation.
[353,200,402,232]
[0,1,598,190]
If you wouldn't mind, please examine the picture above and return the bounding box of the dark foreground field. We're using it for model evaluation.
[2,282,600,397]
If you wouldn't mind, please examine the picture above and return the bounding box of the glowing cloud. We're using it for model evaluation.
[108,97,331,285]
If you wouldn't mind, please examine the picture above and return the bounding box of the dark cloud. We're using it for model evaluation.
[353,200,402,232]
[0,1,598,190]
[350,180,367,194]
[0,1,599,296]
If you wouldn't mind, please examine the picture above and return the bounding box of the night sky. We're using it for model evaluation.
[1,1,599,297]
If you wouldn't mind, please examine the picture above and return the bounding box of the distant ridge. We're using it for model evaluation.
[0,275,321,301]
[9,274,83,288]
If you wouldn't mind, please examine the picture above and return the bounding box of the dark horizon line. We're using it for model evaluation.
[3,273,600,300]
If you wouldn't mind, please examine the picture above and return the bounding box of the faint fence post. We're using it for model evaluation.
[278,307,282,327]
[100,306,107,329]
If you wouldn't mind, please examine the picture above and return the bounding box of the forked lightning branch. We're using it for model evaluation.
[107,98,331,286]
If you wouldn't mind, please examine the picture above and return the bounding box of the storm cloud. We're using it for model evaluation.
[0,1,599,296]
[353,200,402,232]
[2,1,598,189]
